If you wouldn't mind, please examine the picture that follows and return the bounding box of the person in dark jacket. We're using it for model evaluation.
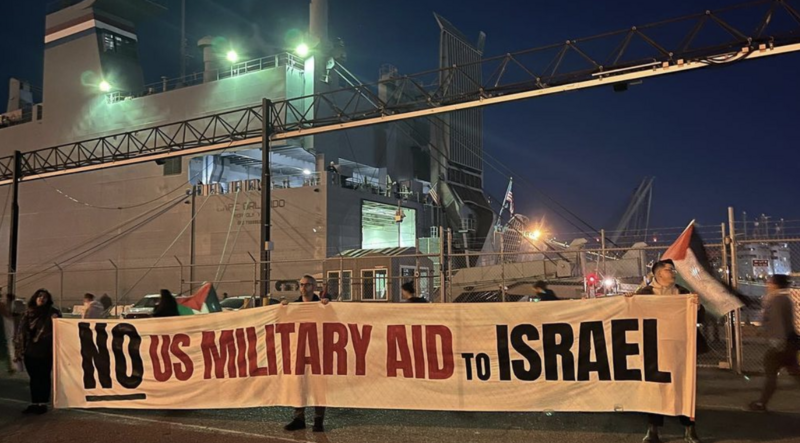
[13,289,61,414]
[749,274,800,411]
[152,289,180,318]
[282,275,329,432]
[634,259,703,443]
[532,281,558,301]
[402,281,428,303]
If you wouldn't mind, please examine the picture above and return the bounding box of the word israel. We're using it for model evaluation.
[55,298,697,415]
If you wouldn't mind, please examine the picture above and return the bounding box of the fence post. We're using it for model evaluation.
[438,227,445,303]
[728,207,743,374]
[415,237,420,298]
[54,263,64,311]
[446,228,453,303]
[600,229,606,275]
[175,256,184,294]
[720,223,734,370]
[109,259,119,317]
[247,252,257,297]
[500,234,506,302]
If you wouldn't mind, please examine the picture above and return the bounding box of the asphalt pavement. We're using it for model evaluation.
[1,369,799,443]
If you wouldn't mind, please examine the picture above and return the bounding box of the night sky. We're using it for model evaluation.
[2,0,799,236]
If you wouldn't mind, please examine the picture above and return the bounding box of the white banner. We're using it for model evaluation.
[54,295,697,416]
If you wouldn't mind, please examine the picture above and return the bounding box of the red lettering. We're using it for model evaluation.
[349,324,372,376]
[275,323,295,375]
[170,334,193,381]
[265,325,277,375]
[235,328,248,378]
[411,325,426,379]
[201,330,237,379]
[323,323,348,375]
[387,325,413,378]
[426,325,454,380]
[150,335,172,382]
[295,323,321,375]
[246,327,269,377]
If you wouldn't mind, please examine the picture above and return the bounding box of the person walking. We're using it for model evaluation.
[401,281,427,303]
[749,274,800,411]
[81,293,105,319]
[283,275,330,432]
[13,289,61,414]
[635,259,704,443]
[152,289,180,318]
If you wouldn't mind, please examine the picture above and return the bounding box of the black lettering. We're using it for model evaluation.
[475,353,491,381]
[78,323,112,389]
[577,321,612,381]
[510,324,542,381]
[612,319,642,381]
[496,325,511,381]
[643,319,672,383]
[111,324,144,389]
[461,353,474,381]
[543,323,575,381]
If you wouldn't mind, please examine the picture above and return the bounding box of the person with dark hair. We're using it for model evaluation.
[82,293,104,319]
[283,274,330,432]
[0,293,14,373]
[402,281,427,303]
[749,274,800,411]
[635,259,704,443]
[13,289,61,414]
[532,281,558,301]
[153,289,179,318]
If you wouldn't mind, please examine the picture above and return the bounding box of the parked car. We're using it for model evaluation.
[124,294,162,319]
[220,296,254,311]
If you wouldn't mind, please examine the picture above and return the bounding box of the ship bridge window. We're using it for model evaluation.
[361,201,416,249]
[101,31,137,59]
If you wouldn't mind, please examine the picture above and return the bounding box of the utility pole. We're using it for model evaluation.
[189,186,196,293]
[6,151,21,297]
[260,99,273,303]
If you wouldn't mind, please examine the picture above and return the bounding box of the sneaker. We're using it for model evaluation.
[684,424,702,443]
[283,418,306,431]
[313,417,325,433]
[34,405,48,415]
[22,405,38,414]
[642,426,661,443]
[748,401,767,412]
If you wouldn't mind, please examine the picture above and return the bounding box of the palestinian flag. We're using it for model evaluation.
[662,221,745,318]
[176,282,223,315]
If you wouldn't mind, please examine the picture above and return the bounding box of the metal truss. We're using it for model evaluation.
[2,0,799,184]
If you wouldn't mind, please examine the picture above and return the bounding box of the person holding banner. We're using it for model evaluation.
[283,274,330,432]
[635,259,703,443]
[13,289,61,414]
[153,289,179,318]
[749,274,800,412]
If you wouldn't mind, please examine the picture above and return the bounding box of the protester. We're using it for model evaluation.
[81,293,105,319]
[282,274,330,432]
[320,282,330,300]
[152,289,180,318]
[0,293,14,373]
[635,259,703,443]
[749,274,800,411]
[13,289,61,414]
[402,281,427,303]
[532,281,558,301]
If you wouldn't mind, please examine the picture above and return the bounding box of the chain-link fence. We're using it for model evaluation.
[2,218,798,373]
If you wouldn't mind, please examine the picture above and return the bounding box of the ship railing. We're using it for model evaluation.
[108,52,305,104]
